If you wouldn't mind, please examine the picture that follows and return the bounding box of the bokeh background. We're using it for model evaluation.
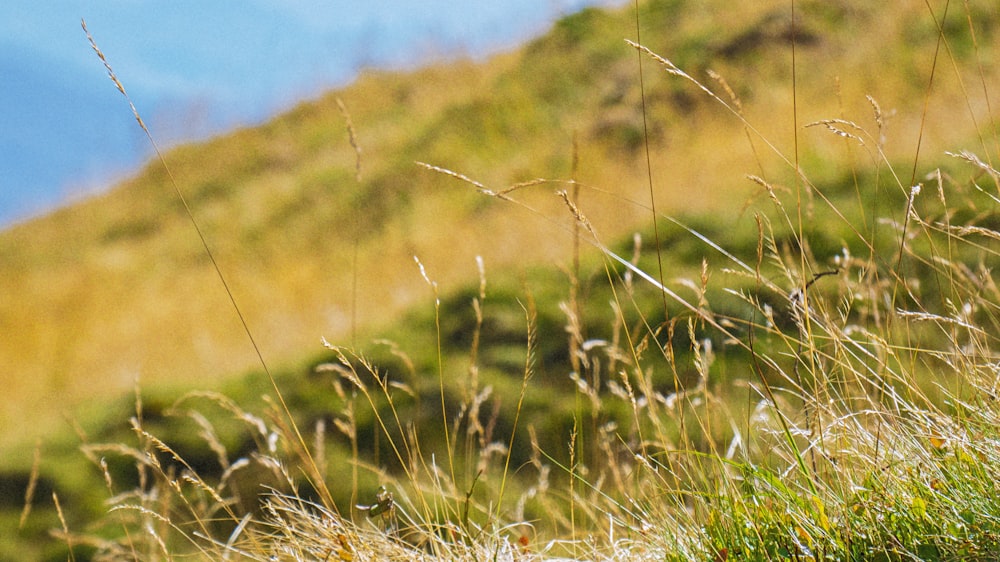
[0,0,618,225]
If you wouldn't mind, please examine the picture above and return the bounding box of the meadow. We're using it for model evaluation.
[4,0,1000,559]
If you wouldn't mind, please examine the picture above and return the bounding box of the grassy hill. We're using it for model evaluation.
[2,0,994,451]
[4,0,1000,557]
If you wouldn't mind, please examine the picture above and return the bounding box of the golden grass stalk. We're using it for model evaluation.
[80,17,333,512]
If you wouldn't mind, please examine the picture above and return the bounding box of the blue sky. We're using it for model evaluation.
[0,1,618,226]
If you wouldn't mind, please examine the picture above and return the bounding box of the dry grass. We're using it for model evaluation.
[10,0,1000,560]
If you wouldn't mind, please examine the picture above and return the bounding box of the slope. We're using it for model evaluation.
[0,0,996,452]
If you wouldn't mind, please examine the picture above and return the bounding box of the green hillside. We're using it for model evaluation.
[2,0,993,451]
[4,0,1000,557]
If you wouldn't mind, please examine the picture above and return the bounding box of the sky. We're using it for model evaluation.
[0,1,619,227]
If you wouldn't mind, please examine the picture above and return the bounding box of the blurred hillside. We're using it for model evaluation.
[1,0,996,452]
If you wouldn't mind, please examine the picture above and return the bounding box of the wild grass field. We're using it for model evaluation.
[5,0,1000,559]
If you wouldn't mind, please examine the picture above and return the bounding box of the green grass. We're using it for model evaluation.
[6,0,1000,559]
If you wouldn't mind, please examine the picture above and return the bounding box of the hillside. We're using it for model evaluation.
[6,0,1000,558]
[2,0,997,454]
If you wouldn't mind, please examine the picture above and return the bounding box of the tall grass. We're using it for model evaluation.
[47,1,1000,560]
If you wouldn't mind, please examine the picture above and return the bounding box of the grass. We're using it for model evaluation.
[7,0,1000,559]
[2,0,993,450]
[48,144,1000,559]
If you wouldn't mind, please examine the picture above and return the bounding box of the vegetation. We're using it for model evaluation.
[5,0,1000,559]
